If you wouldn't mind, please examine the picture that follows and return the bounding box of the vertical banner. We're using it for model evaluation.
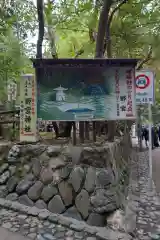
[20,74,37,142]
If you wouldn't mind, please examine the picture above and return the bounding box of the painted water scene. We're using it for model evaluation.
[37,66,132,121]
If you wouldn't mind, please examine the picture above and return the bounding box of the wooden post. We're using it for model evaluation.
[79,121,84,143]
[72,122,76,145]
[92,121,96,142]
[85,121,89,140]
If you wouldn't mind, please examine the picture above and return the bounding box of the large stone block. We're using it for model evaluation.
[28,181,43,201]
[69,167,84,193]
[75,189,90,219]
[48,195,65,214]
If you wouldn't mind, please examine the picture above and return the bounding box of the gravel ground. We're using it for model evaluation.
[132,146,160,240]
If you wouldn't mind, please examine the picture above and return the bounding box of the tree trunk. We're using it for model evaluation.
[36,0,44,59]
[95,0,115,141]
[95,0,112,58]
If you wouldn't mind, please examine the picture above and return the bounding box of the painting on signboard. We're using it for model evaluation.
[34,59,137,121]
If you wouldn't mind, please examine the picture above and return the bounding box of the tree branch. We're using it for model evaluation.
[108,0,128,28]
[136,46,152,70]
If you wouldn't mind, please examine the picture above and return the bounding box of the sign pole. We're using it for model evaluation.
[148,102,152,182]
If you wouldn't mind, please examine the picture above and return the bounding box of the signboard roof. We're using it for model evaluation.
[32,58,139,68]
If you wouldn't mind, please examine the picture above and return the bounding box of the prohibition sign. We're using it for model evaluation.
[136,74,150,89]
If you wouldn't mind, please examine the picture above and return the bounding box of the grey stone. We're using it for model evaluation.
[0,185,8,197]
[27,233,37,239]
[0,170,10,184]
[41,184,58,202]
[28,181,43,201]
[25,173,35,181]
[84,167,96,193]
[90,189,117,213]
[35,200,47,209]
[6,193,18,201]
[70,223,84,231]
[69,145,82,164]
[21,144,46,157]
[47,145,61,157]
[52,170,62,185]
[40,168,53,184]
[69,166,84,192]
[28,206,39,216]
[39,152,50,167]
[75,189,90,219]
[49,157,65,170]
[32,158,41,177]
[63,206,82,221]
[8,165,16,176]
[6,176,18,192]
[87,213,105,226]
[38,210,50,220]
[48,195,65,214]
[16,179,33,195]
[0,163,9,174]
[60,164,73,179]
[48,213,59,223]
[86,238,97,240]
[42,233,56,240]
[57,215,72,227]
[54,232,65,238]
[19,194,34,206]
[96,169,114,187]
[2,222,12,229]
[23,164,31,173]
[58,181,73,206]
[65,230,74,237]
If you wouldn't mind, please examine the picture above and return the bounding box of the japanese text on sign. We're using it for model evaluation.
[115,69,120,117]
[126,69,133,117]
[20,74,37,142]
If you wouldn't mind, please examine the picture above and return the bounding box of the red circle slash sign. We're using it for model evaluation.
[136,74,150,89]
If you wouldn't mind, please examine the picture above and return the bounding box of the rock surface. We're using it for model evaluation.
[6,176,18,193]
[41,185,58,202]
[69,167,84,192]
[75,189,90,219]
[40,168,53,184]
[0,171,10,184]
[48,195,66,214]
[58,181,73,206]
[0,141,130,227]
[19,194,34,206]
[84,167,96,193]
[16,179,33,195]
[47,146,61,157]
[32,158,41,177]
[28,181,43,201]
[35,199,47,209]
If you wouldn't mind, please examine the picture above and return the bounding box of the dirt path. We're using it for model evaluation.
[152,147,160,193]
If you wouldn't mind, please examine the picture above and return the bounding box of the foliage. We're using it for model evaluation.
[1,0,160,114]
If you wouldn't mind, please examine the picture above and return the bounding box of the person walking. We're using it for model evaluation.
[142,126,149,147]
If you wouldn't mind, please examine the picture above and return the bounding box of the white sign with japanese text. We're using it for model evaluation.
[136,70,155,104]
[20,74,37,142]
[102,67,136,120]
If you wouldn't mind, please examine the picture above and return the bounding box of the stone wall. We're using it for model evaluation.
[0,138,131,227]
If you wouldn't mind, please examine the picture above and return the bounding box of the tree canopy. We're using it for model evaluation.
[1,0,160,120]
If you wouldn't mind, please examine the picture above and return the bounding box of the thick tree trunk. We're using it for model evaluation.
[95,0,114,141]
[95,0,112,58]
[36,0,44,59]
